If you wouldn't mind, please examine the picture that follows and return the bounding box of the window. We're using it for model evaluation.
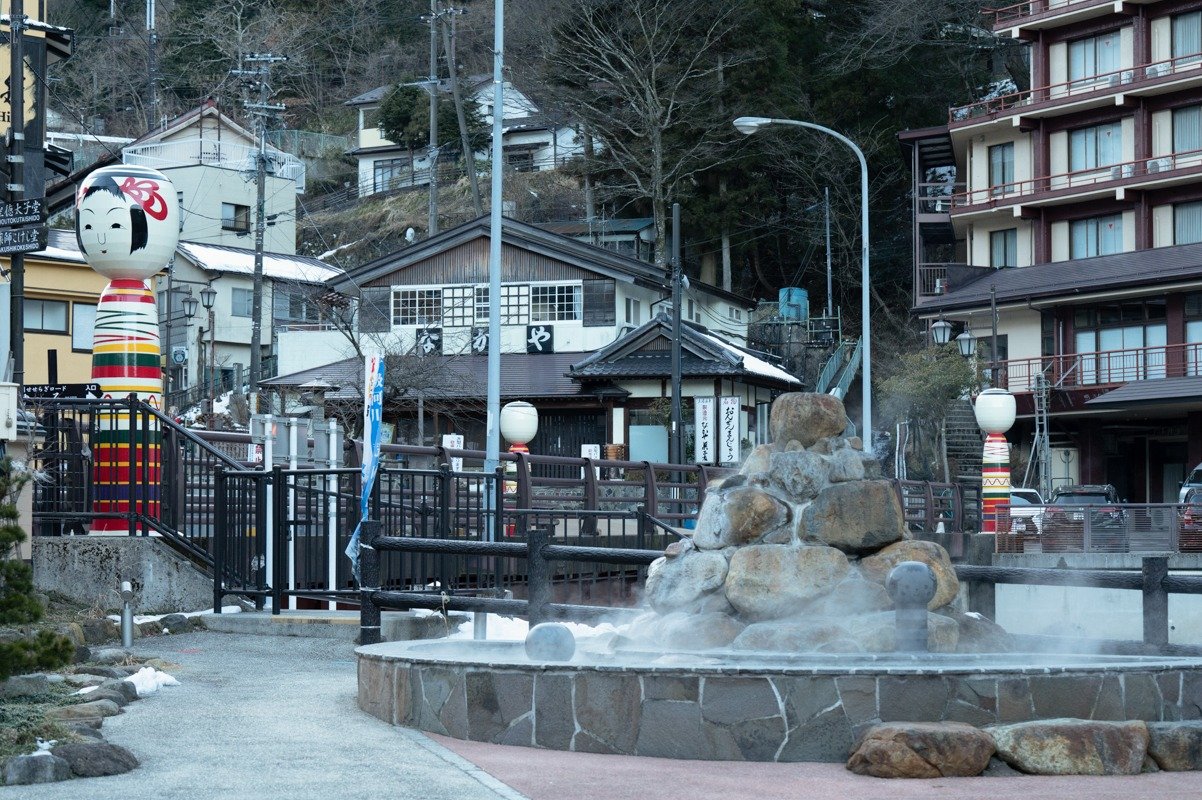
[1075,300,1167,382]
[988,143,1015,194]
[221,202,250,232]
[1069,30,1121,85]
[1174,105,1201,154]
[72,303,96,351]
[531,284,582,322]
[393,289,442,326]
[232,288,253,317]
[474,284,529,325]
[442,286,473,327]
[1070,214,1123,257]
[625,298,641,325]
[1069,122,1122,171]
[990,228,1018,268]
[273,290,320,325]
[1177,201,1202,245]
[1173,11,1202,62]
[373,158,407,193]
[728,306,743,321]
[26,299,68,332]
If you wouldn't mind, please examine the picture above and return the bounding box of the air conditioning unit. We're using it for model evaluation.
[1120,70,1134,84]
[1110,164,1134,180]
[934,277,946,295]
[1145,63,1170,79]
[1107,74,1121,87]
[1147,157,1172,174]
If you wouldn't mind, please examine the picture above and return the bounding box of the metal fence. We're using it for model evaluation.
[995,503,1196,554]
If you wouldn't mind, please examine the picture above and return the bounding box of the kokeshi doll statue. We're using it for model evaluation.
[76,166,180,532]
[974,388,1017,535]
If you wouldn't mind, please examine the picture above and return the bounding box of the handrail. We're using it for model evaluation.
[996,341,1202,393]
[950,50,1202,123]
[831,337,863,399]
[991,0,1112,26]
[814,341,848,393]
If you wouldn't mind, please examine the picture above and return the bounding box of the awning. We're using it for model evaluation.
[1084,376,1202,408]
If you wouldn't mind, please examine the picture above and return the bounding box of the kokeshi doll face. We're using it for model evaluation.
[76,165,180,281]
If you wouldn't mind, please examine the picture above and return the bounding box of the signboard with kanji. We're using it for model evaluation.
[23,382,101,399]
[719,395,740,465]
[0,224,45,254]
[0,197,44,227]
[694,396,715,465]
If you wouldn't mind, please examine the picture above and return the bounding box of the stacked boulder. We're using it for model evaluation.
[637,392,1001,654]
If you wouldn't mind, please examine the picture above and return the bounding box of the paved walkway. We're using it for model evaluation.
[10,630,1202,799]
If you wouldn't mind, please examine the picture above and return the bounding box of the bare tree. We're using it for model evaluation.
[534,0,751,266]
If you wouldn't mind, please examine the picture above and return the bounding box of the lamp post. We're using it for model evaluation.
[931,318,953,346]
[200,284,217,425]
[734,116,872,452]
[181,294,198,413]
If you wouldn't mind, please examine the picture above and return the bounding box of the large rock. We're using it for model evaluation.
[764,450,829,502]
[861,540,959,610]
[644,550,729,613]
[807,573,893,617]
[740,444,773,476]
[691,488,791,550]
[46,699,121,721]
[657,612,745,650]
[1147,721,1202,771]
[724,545,849,620]
[846,722,995,778]
[1,673,50,697]
[846,611,959,653]
[52,741,139,777]
[731,620,860,653]
[801,481,907,554]
[769,393,847,448]
[945,611,1013,653]
[988,719,1149,775]
[3,753,72,784]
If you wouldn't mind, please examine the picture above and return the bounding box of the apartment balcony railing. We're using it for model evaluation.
[949,51,1202,125]
[124,138,306,193]
[949,145,1202,211]
[916,182,963,214]
[915,263,966,298]
[995,341,1202,393]
[992,0,1123,28]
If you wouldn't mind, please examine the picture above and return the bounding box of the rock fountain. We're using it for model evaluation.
[356,393,1202,764]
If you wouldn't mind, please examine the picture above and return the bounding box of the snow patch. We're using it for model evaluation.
[124,667,180,697]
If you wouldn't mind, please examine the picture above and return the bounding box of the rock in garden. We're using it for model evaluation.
[47,698,121,721]
[988,719,1148,775]
[81,618,119,645]
[946,611,1013,653]
[861,540,959,610]
[801,481,907,554]
[159,613,188,631]
[64,722,105,740]
[739,444,773,476]
[807,573,892,616]
[825,446,866,483]
[769,392,847,448]
[100,677,140,702]
[724,544,849,620]
[75,665,131,679]
[691,487,791,549]
[846,722,995,778]
[52,742,139,777]
[644,550,729,613]
[92,647,132,665]
[0,673,50,697]
[1147,721,1202,771]
[3,753,72,784]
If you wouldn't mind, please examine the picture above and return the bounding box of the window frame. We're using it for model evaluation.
[990,228,1019,268]
[392,288,442,327]
[1068,29,1121,85]
[71,302,97,351]
[221,202,250,233]
[442,286,473,327]
[26,298,69,334]
[530,283,582,323]
[1069,213,1124,258]
[1175,200,1202,245]
[1068,121,1122,173]
[988,142,1015,195]
[232,287,254,318]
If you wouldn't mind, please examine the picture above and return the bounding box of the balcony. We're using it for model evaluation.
[991,0,1155,34]
[996,341,1202,393]
[123,138,306,194]
[950,51,1202,129]
[915,263,967,299]
[950,145,1202,215]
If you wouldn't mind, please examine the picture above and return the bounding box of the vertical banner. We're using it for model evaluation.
[442,433,465,474]
[694,396,715,465]
[345,353,386,581]
[580,443,601,480]
[719,396,740,465]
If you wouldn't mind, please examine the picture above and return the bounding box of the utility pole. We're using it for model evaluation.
[231,53,287,413]
[440,5,480,215]
[146,0,158,128]
[669,203,683,465]
[425,0,440,236]
[8,1,25,387]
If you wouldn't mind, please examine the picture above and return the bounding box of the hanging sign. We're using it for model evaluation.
[719,395,740,465]
[694,396,715,465]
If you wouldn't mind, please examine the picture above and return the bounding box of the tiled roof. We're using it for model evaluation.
[1085,375,1202,408]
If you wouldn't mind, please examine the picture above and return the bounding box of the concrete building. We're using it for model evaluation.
[901,0,1202,502]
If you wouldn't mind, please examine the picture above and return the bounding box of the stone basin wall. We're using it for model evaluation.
[357,646,1202,762]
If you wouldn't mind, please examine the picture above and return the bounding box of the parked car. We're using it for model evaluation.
[1042,484,1127,552]
[1008,492,1044,538]
[1181,463,1202,502]
[1180,487,1202,552]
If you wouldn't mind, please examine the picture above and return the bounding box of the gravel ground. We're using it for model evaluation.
[6,631,525,800]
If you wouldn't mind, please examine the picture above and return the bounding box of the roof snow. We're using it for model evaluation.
[698,331,801,385]
[177,242,342,285]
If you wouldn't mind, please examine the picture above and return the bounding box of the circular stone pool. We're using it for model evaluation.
[356,639,1202,762]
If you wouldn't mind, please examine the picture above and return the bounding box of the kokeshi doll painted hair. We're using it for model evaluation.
[76,165,180,532]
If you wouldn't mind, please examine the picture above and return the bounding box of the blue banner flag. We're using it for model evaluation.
[345,353,386,583]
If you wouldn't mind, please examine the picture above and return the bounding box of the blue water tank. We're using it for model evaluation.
[778,287,809,321]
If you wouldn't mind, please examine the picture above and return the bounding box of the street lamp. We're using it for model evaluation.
[200,284,217,425]
[180,294,198,415]
[956,330,976,359]
[734,115,872,452]
[930,318,953,346]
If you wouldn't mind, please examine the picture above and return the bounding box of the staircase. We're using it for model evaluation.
[944,397,984,483]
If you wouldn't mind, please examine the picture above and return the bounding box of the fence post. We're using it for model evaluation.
[254,472,267,611]
[642,462,658,520]
[271,465,285,614]
[127,395,138,536]
[212,466,226,614]
[359,519,382,646]
[1142,556,1169,649]
[527,524,551,627]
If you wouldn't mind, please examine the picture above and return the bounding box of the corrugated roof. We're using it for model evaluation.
[917,243,1202,314]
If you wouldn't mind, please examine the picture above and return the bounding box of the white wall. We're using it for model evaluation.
[169,165,296,253]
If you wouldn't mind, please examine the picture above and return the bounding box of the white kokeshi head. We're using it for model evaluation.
[76,165,180,280]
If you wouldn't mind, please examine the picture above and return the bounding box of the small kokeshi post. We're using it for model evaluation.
[974,388,1017,535]
[76,165,181,532]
